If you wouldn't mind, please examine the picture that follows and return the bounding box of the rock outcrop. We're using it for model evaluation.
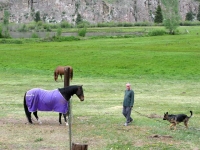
[0,0,199,24]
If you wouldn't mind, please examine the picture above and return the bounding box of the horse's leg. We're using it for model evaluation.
[33,111,42,124]
[24,92,33,124]
[63,113,68,126]
[60,74,63,81]
[59,113,62,124]
[25,111,32,124]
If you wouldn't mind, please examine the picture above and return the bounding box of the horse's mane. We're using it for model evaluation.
[59,85,78,92]
[58,85,81,101]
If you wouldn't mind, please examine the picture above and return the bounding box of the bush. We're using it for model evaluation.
[37,21,43,26]
[78,28,87,37]
[180,21,200,26]
[56,26,62,37]
[31,32,39,38]
[43,23,51,31]
[60,21,71,28]
[134,22,153,26]
[97,22,118,27]
[77,21,90,28]
[148,30,166,36]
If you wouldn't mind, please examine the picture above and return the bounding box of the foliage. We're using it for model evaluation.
[56,26,62,37]
[154,5,163,23]
[148,29,166,36]
[43,23,52,31]
[197,4,200,21]
[3,10,9,25]
[60,21,71,28]
[185,11,195,21]
[18,24,28,32]
[78,27,87,37]
[1,10,10,38]
[134,22,153,26]
[31,32,39,38]
[161,0,180,34]
[35,11,41,22]
[76,13,82,25]
[77,21,90,28]
[0,25,2,38]
[180,21,200,26]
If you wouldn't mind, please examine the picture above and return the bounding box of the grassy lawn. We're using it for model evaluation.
[0,26,200,149]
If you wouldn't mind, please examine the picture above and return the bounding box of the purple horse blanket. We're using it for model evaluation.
[26,88,68,114]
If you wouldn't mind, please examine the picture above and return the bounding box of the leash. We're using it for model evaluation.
[133,110,167,124]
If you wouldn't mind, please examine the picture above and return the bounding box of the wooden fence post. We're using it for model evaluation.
[64,67,88,150]
[72,143,88,150]
[64,67,70,87]
[64,67,72,149]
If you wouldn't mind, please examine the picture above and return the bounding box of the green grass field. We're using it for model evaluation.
[0,26,200,149]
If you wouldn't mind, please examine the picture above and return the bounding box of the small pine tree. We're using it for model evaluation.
[35,11,41,22]
[186,12,194,21]
[76,13,82,25]
[154,5,163,23]
[197,4,200,21]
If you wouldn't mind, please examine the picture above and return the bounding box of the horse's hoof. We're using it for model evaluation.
[65,122,69,126]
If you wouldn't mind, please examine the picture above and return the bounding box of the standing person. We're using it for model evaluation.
[122,83,134,126]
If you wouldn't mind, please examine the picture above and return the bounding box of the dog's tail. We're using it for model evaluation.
[189,111,193,118]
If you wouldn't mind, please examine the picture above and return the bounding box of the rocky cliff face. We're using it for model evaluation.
[0,0,199,24]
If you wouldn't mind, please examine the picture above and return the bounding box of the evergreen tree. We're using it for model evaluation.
[197,4,200,21]
[35,11,41,22]
[154,5,163,23]
[76,13,82,25]
[186,12,194,21]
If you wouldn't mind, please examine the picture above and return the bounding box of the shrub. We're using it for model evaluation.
[43,23,51,31]
[148,30,166,36]
[56,26,62,37]
[60,21,71,28]
[123,22,134,27]
[134,22,153,26]
[180,21,200,26]
[77,21,90,28]
[31,32,39,38]
[37,21,43,26]
[78,28,87,37]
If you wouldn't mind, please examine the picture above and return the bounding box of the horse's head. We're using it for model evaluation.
[76,85,84,101]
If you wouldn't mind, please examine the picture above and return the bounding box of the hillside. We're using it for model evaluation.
[0,0,199,24]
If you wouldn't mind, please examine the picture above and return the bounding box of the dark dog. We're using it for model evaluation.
[163,111,193,130]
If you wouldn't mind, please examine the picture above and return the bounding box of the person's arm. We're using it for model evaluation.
[130,90,134,107]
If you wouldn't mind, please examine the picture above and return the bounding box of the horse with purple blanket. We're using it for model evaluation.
[23,85,84,125]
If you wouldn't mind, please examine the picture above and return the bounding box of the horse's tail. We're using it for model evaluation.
[70,67,73,80]
[23,92,30,122]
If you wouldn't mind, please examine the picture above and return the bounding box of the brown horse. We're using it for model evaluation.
[54,66,73,82]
